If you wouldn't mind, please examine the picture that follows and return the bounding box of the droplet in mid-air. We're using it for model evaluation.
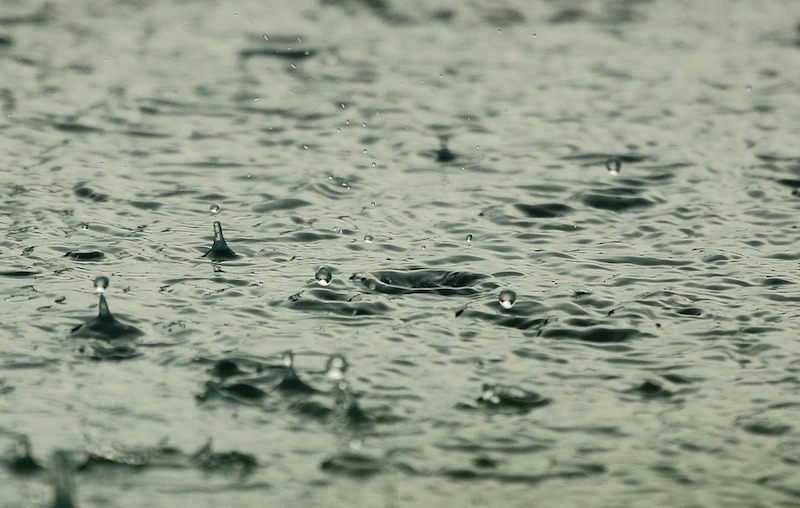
[282,351,294,368]
[209,204,220,214]
[203,221,238,260]
[606,157,621,175]
[466,234,473,243]
[325,354,348,381]
[315,266,333,286]
[93,276,109,294]
[498,289,517,309]
[364,235,374,243]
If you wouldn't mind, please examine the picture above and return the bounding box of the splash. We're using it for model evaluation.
[70,276,143,341]
[203,221,238,260]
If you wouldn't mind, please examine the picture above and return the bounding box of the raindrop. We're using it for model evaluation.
[325,354,348,381]
[282,351,294,368]
[341,103,346,109]
[80,223,89,230]
[364,235,374,243]
[263,34,269,41]
[606,157,621,175]
[421,245,427,250]
[361,123,366,128]
[466,234,473,243]
[370,201,376,207]
[362,148,368,154]
[371,162,376,167]
[93,276,109,294]
[315,266,333,286]
[209,204,220,214]
[498,289,517,310]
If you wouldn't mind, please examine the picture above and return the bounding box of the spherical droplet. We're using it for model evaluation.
[606,157,621,175]
[325,354,348,381]
[498,289,517,309]
[370,201,376,207]
[93,275,109,294]
[364,235,374,243]
[315,266,333,286]
[209,204,220,214]
[282,351,294,368]
[466,234,473,243]
[80,223,89,230]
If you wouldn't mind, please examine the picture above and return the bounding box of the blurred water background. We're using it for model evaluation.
[2,0,800,506]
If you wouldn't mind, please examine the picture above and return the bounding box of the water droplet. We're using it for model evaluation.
[209,204,220,214]
[282,351,294,368]
[421,245,427,250]
[325,354,348,381]
[466,234,473,243]
[263,34,269,41]
[606,157,621,175]
[80,223,89,230]
[362,148,368,154]
[370,201,376,207]
[303,145,309,150]
[476,145,480,150]
[361,123,366,128]
[371,162,376,167]
[315,266,333,286]
[345,119,350,125]
[498,289,517,309]
[341,103,346,109]
[497,29,502,33]
[364,235,374,243]
[93,276,109,293]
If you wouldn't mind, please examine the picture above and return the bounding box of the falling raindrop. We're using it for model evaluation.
[315,266,333,286]
[93,276,109,294]
[606,157,621,175]
[498,289,517,309]
[209,204,220,214]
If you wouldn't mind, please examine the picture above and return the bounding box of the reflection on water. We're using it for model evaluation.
[2,0,800,506]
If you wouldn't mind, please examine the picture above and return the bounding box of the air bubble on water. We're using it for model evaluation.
[364,235,374,243]
[498,289,517,309]
[606,157,621,175]
[282,351,294,368]
[315,266,333,286]
[209,204,220,214]
[325,354,348,381]
[466,234,473,243]
[93,276,109,294]
[80,223,89,230]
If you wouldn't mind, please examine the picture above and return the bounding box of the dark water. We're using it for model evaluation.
[2,0,800,506]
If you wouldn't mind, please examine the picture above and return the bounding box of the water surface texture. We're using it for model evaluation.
[2,0,800,506]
